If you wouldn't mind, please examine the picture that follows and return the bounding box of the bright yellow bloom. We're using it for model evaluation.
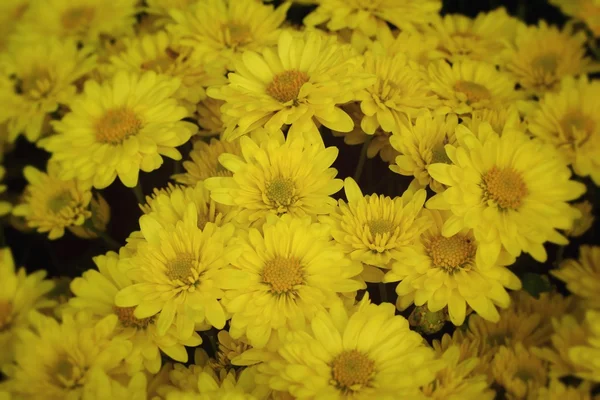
[536,379,594,400]
[115,205,239,340]
[2,311,132,400]
[491,343,548,399]
[205,132,343,227]
[207,30,374,141]
[565,201,595,238]
[385,209,521,326]
[372,27,444,66]
[0,167,12,216]
[390,112,459,193]
[68,251,202,374]
[427,60,522,115]
[0,248,54,368]
[12,164,92,240]
[222,214,364,348]
[550,0,600,36]
[173,138,242,187]
[504,21,596,95]
[167,0,290,70]
[0,38,96,143]
[552,245,600,309]
[427,123,586,264]
[210,330,252,374]
[528,76,600,185]
[40,70,198,189]
[461,104,525,136]
[304,0,442,37]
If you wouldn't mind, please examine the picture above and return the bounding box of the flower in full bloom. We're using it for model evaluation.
[565,201,595,238]
[39,70,198,189]
[426,123,586,264]
[552,245,600,309]
[491,343,548,399]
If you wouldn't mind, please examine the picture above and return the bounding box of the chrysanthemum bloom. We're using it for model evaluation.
[173,138,242,186]
[115,204,240,339]
[0,248,54,368]
[372,27,444,67]
[320,178,430,275]
[385,209,521,326]
[461,104,525,136]
[491,343,548,399]
[209,330,252,375]
[427,60,523,115]
[426,123,586,264]
[222,214,364,348]
[528,76,600,185]
[238,297,442,398]
[504,21,596,95]
[167,0,290,70]
[303,0,441,37]
[0,39,95,143]
[536,379,594,400]
[205,132,343,226]
[389,112,458,193]
[550,0,600,36]
[423,8,521,65]
[552,246,600,309]
[207,30,375,141]
[0,167,12,216]
[39,70,198,189]
[196,98,225,136]
[2,311,132,399]
[565,201,595,238]
[68,251,202,374]
[12,164,93,240]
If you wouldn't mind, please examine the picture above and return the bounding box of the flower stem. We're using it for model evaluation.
[132,181,145,205]
[378,282,388,304]
[353,138,371,184]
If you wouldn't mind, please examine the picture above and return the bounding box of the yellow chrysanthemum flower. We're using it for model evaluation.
[196,98,225,137]
[0,167,12,216]
[115,204,239,340]
[491,343,548,399]
[461,104,525,136]
[423,8,521,65]
[0,38,96,143]
[552,246,600,309]
[565,201,595,238]
[241,297,442,398]
[222,214,364,348]
[210,330,252,374]
[0,248,54,368]
[12,164,92,240]
[67,251,202,374]
[536,379,594,400]
[2,311,132,399]
[167,0,290,70]
[427,123,586,264]
[303,0,442,37]
[205,132,342,227]
[207,30,374,141]
[528,76,600,185]
[427,60,522,115]
[173,138,242,186]
[372,27,444,66]
[320,177,430,271]
[504,21,596,95]
[389,112,459,193]
[39,70,198,189]
[550,0,600,36]
[385,209,521,326]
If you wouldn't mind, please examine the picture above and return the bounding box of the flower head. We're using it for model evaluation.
[491,343,548,399]
[552,245,600,309]
[173,138,242,186]
[565,201,595,238]
[549,0,600,36]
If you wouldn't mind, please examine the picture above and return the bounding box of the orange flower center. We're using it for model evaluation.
[113,306,154,329]
[266,70,309,103]
[331,350,375,392]
[482,166,528,210]
[454,80,491,103]
[95,108,142,145]
[428,234,476,273]
[262,256,303,294]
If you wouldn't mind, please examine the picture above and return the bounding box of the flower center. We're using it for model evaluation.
[52,357,83,389]
[165,253,196,283]
[15,68,53,99]
[113,306,154,329]
[454,80,491,103]
[481,166,528,210]
[0,301,13,332]
[427,234,476,273]
[47,191,74,213]
[367,219,395,236]
[265,177,295,206]
[224,22,252,47]
[560,111,595,147]
[95,108,142,145]
[61,6,95,32]
[430,143,452,164]
[266,70,309,103]
[141,48,179,72]
[532,53,558,75]
[331,350,375,392]
[262,256,303,294]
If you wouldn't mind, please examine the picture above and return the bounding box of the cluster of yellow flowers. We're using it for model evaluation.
[0,0,599,398]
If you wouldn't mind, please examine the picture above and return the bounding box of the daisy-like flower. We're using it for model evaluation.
[2,311,132,399]
[173,138,242,186]
[0,248,54,368]
[461,104,525,136]
[222,214,364,348]
[0,38,96,143]
[536,379,594,400]
[167,0,291,70]
[303,0,442,37]
[491,344,548,399]
[239,296,442,398]
[210,330,252,375]
[320,177,430,272]
[565,201,595,238]
[207,30,375,141]
[205,132,343,227]
[552,245,600,309]
[504,21,596,95]
[385,209,521,326]
[0,167,12,216]
[528,76,600,185]
[115,203,240,339]
[39,70,198,189]
[389,112,459,193]
[427,60,522,115]
[426,123,586,264]
[67,251,202,374]
[12,164,92,240]
[550,0,600,36]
